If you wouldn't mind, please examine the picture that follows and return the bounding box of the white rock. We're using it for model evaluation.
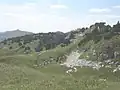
[109,62,114,65]
[101,65,104,67]
[66,69,73,74]
[73,67,77,72]
[105,65,112,68]
[99,79,106,82]
[86,56,89,58]
[33,64,38,67]
[113,69,117,73]
[60,64,64,66]
[105,60,111,63]
[98,62,102,65]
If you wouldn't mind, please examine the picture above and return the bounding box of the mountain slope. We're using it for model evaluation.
[0,31,77,53]
[0,22,120,90]
[0,29,33,41]
[78,22,120,65]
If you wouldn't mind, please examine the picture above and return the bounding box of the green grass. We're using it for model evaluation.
[36,40,80,64]
[0,60,120,90]
[0,38,120,90]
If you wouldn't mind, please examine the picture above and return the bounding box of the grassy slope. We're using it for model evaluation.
[0,37,120,90]
[0,61,120,90]
[0,47,120,90]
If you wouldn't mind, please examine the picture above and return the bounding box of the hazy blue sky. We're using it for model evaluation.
[0,0,120,32]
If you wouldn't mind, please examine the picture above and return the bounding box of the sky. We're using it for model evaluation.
[0,0,120,33]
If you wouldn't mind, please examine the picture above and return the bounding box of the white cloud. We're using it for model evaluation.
[0,2,119,33]
[89,8,111,13]
[86,14,120,26]
[88,14,120,19]
[105,15,120,18]
[0,3,79,33]
[50,4,68,9]
[112,5,120,8]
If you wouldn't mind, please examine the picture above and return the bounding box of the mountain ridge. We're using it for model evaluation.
[0,29,33,41]
[0,22,120,90]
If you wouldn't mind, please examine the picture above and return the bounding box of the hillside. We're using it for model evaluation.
[0,29,33,41]
[1,22,120,89]
[78,22,120,62]
[0,31,80,54]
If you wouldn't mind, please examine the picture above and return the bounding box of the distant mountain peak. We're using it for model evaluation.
[0,30,33,41]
